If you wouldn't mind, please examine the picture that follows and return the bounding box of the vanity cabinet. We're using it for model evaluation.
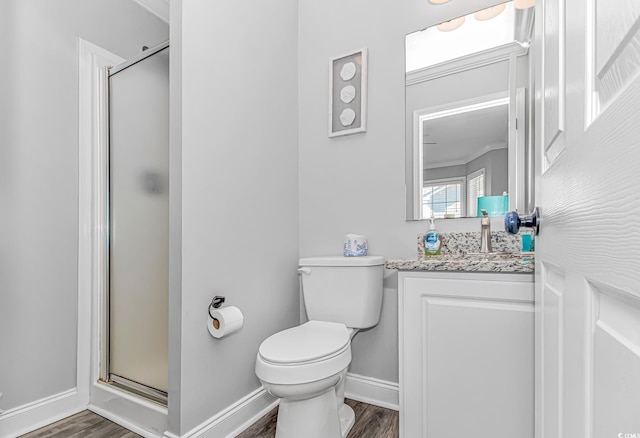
[399,271,534,438]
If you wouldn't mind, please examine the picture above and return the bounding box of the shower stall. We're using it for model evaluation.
[103,41,169,404]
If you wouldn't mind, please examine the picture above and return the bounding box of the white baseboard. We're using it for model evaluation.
[0,389,82,437]
[0,376,396,438]
[163,375,397,438]
[344,373,399,411]
[163,387,277,438]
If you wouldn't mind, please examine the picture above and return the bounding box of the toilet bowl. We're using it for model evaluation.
[255,321,356,438]
[255,256,384,438]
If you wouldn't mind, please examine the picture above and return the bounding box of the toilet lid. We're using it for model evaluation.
[258,321,350,364]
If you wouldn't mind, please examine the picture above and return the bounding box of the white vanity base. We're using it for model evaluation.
[399,271,534,438]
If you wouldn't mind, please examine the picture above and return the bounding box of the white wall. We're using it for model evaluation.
[0,0,168,412]
[171,0,300,434]
[298,0,513,383]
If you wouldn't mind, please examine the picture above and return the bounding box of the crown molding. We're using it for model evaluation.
[133,0,169,23]
[406,41,529,86]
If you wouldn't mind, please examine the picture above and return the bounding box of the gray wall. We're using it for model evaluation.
[168,0,184,431]
[426,164,468,182]
[468,148,509,196]
[0,0,168,411]
[426,148,509,195]
[298,0,513,384]
[170,0,300,434]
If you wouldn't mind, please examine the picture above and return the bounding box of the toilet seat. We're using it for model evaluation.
[256,321,352,385]
[259,321,350,363]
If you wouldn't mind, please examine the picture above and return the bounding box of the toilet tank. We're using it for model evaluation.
[299,256,384,329]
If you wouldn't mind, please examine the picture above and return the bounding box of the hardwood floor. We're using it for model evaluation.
[236,399,399,438]
[21,399,398,438]
[343,399,398,438]
[19,410,141,438]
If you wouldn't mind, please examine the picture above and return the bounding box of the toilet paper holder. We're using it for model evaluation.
[208,296,226,331]
[207,296,244,338]
[208,295,225,319]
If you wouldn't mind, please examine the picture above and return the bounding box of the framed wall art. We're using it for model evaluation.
[328,48,368,137]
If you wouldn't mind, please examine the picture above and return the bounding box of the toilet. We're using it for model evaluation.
[255,255,384,438]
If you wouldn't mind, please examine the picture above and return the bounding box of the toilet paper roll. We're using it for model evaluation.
[207,306,244,339]
[344,233,368,257]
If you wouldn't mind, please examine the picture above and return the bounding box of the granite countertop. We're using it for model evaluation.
[385,231,535,273]
[385,253,535,273]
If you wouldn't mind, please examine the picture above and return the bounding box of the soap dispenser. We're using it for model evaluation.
[424,213,442,256]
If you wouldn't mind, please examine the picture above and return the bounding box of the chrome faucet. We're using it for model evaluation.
[480,209,492,253]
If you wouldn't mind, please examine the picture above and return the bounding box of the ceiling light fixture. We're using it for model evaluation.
[474,3,506,21]
[436,16,465,32]
[428,0,452,4]
[514,0,535,9]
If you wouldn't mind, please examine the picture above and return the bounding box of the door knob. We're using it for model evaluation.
[505,207,541,235]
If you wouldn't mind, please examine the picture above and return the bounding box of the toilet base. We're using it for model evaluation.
[275,387,341,438]
[339,403,355,438]
[273,391,355,438]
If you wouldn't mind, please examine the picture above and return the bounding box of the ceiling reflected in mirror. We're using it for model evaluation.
[422,98,508,171]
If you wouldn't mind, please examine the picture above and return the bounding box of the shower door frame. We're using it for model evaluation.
[100,40,170,405]
[77,38,169,435]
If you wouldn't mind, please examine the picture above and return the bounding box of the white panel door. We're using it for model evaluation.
[536,0,640,437]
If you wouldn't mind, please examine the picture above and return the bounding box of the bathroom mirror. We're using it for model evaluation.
[405,1,535,220]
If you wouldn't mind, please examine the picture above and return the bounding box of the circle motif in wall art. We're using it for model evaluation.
[340,85,356,103]
[340,62,357,81]
[339,108,356,126]
[329,48,367,137]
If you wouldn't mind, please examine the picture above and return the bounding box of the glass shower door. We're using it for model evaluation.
[108,44,169,399]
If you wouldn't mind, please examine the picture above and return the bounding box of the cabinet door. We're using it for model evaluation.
[400,275,534,438]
